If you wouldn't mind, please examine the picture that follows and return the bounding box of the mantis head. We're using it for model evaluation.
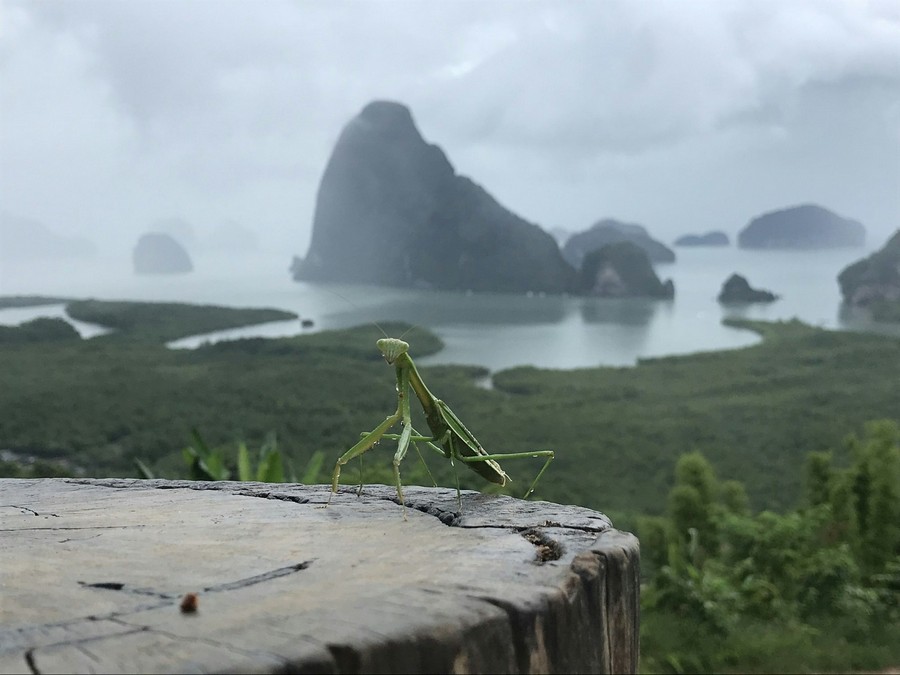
[377,338,409,364]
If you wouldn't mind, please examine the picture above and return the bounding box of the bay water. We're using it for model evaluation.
[1,245,896,371]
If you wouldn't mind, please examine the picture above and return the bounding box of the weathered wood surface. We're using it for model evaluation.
[0,478,640,674]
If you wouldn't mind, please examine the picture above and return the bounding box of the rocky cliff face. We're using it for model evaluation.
[738,204,865,249]
[838,229,900,320]
[562,219,675,267]
[576,242,674,298]
[294,101,575,293]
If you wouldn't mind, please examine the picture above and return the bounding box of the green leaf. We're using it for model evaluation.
[189,428,211,456]
[236,441,252,482]
[257,447,284,483]
[201,451,230,481]
[284,457,299,483]
[134,458,155,479]
[254,432,283,482]
[300,450,325,484]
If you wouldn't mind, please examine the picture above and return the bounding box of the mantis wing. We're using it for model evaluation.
[435,399,510,486]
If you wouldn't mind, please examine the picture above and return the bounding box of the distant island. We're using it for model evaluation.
[674,231,729,247]
[838,229,900,322]
[0,211,96,261]
[292,101,574,294]
[562,219,675,267]
[738,204,865,250]
[718,274,778,304]
[133,232,193,275]
[576,242,674,299]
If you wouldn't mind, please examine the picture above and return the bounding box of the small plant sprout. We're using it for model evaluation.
[327,337,555,511]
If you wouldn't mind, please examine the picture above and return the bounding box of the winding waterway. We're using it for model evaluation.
[1,246,897,371]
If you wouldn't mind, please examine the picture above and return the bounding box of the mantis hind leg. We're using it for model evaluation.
[411,440,438,488]
[457,450,555,500]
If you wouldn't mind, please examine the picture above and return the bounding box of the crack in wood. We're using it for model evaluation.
[203,560,313,593]
[24,648,37,675]
[77,581,176,599]
[0,526,140,532]
[1,504,59,517]
[231,489,310,504]
[74,560,314,605]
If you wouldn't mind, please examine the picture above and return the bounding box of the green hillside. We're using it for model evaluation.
[1,299,898,517]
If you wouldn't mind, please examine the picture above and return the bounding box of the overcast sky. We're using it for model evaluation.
[1,0,899,259]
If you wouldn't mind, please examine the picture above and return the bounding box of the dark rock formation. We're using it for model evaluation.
[838,229,900,321]
[0,211,95,261]
[563,219,676,268]
[718,274,778,304]
[0,317,80,344]
[576,241,674,298]
[294,101,574,293]
[674,231,730,247]
[149,217,199,251]
[133,233,193,275]
[738,204,865,249]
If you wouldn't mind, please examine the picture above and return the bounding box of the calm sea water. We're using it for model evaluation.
[1,246,897,371]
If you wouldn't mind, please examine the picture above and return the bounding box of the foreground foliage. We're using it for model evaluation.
[135,428,326,484]
[639,421,900,673]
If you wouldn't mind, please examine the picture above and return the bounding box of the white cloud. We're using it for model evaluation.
[0,0,897,257]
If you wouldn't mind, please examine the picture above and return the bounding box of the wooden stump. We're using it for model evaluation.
[0,478,639,674]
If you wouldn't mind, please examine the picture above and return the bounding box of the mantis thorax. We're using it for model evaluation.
[377,338,410,364]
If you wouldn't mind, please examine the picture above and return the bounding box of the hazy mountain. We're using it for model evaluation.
[293,100,575,293]
[575,241,674,298]
[133,232,193,275]
[0,211,96,261]
[738,204,865,249]
[674,231,730,247]
[562,219,676,267]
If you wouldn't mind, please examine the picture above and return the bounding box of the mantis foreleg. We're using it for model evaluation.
[328,411,401,505]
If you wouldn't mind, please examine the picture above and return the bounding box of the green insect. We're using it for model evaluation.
[328,337,555,510]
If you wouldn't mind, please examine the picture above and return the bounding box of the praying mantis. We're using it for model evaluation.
[327,337,555,510]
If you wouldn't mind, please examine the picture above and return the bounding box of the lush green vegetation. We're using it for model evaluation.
[0,317,81,343]
[0,295,73,309]
[135,428,326,484]
[1,299,898,518]
[65,299,298,342]
[639,421,900,673]
[1,297,899,672]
